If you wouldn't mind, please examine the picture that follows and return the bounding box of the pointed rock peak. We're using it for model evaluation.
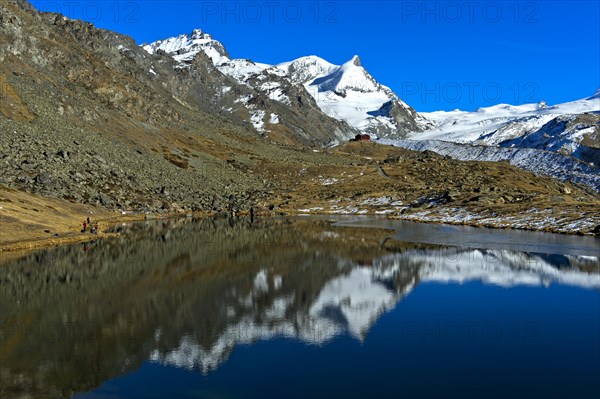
[340,55,363,71]
[190,28,209,39]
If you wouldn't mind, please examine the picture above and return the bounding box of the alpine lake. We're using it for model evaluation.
[1,216,599,399]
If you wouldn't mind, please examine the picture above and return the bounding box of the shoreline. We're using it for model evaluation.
[0,213,144,256]
[292,211,600,236]
[3,207,597,259]
[0,211,218,255]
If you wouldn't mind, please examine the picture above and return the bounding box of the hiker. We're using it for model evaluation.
[87,216,91,225]
[82,221,87,232]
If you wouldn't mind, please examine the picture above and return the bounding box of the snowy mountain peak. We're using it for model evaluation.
[143,30,230,65]
[190,28,207,39]
[143,28,422,138]
[314,56,380,94]
[277,55,338,85]
[350,54,362,66]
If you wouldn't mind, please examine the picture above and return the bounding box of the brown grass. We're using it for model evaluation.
[0,186,140,254]
[0,74,35,122]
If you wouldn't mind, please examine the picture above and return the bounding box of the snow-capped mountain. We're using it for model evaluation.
[142,29,598,156]
[142,29,599,190]
[279,55,425,137]
[143,30,422,139]
[375,91,600,190]
[411,91,600,164]
[143,29,360,145]
[142,29,230,66]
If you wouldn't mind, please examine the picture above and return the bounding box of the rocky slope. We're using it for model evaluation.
[276,142,600,234]
[0,0,359,214]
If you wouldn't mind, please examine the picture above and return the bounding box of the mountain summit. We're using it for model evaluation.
[142,29,230,65]
[290,54,426,136]
[144,32,423,138]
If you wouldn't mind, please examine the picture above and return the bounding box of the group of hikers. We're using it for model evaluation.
[82,216,99,234]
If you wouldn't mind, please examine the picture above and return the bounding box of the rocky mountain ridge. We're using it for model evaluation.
[143,30,424,140]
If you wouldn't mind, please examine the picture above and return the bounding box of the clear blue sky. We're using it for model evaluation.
[33,0,600,111]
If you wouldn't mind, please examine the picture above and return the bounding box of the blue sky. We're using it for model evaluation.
[33,1,600,111]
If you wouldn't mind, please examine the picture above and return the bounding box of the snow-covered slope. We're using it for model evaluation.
[277,55,339,86]
[379,138,600,192]
[412,91,600,162]
[142,29,230,66]
[143,31,422,139]
[501,113,600,165]
[376,92,600,189]
[276,55,424,137]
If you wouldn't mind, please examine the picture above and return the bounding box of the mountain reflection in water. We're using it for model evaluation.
[0,217,598,399]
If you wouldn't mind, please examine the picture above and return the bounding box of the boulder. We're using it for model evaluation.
[35,172,53,186]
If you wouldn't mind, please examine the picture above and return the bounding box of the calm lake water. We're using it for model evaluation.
[1,217,599,399]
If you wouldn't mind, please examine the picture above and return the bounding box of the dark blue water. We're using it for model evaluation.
[78,283,600,399]
[1,218,598,399]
